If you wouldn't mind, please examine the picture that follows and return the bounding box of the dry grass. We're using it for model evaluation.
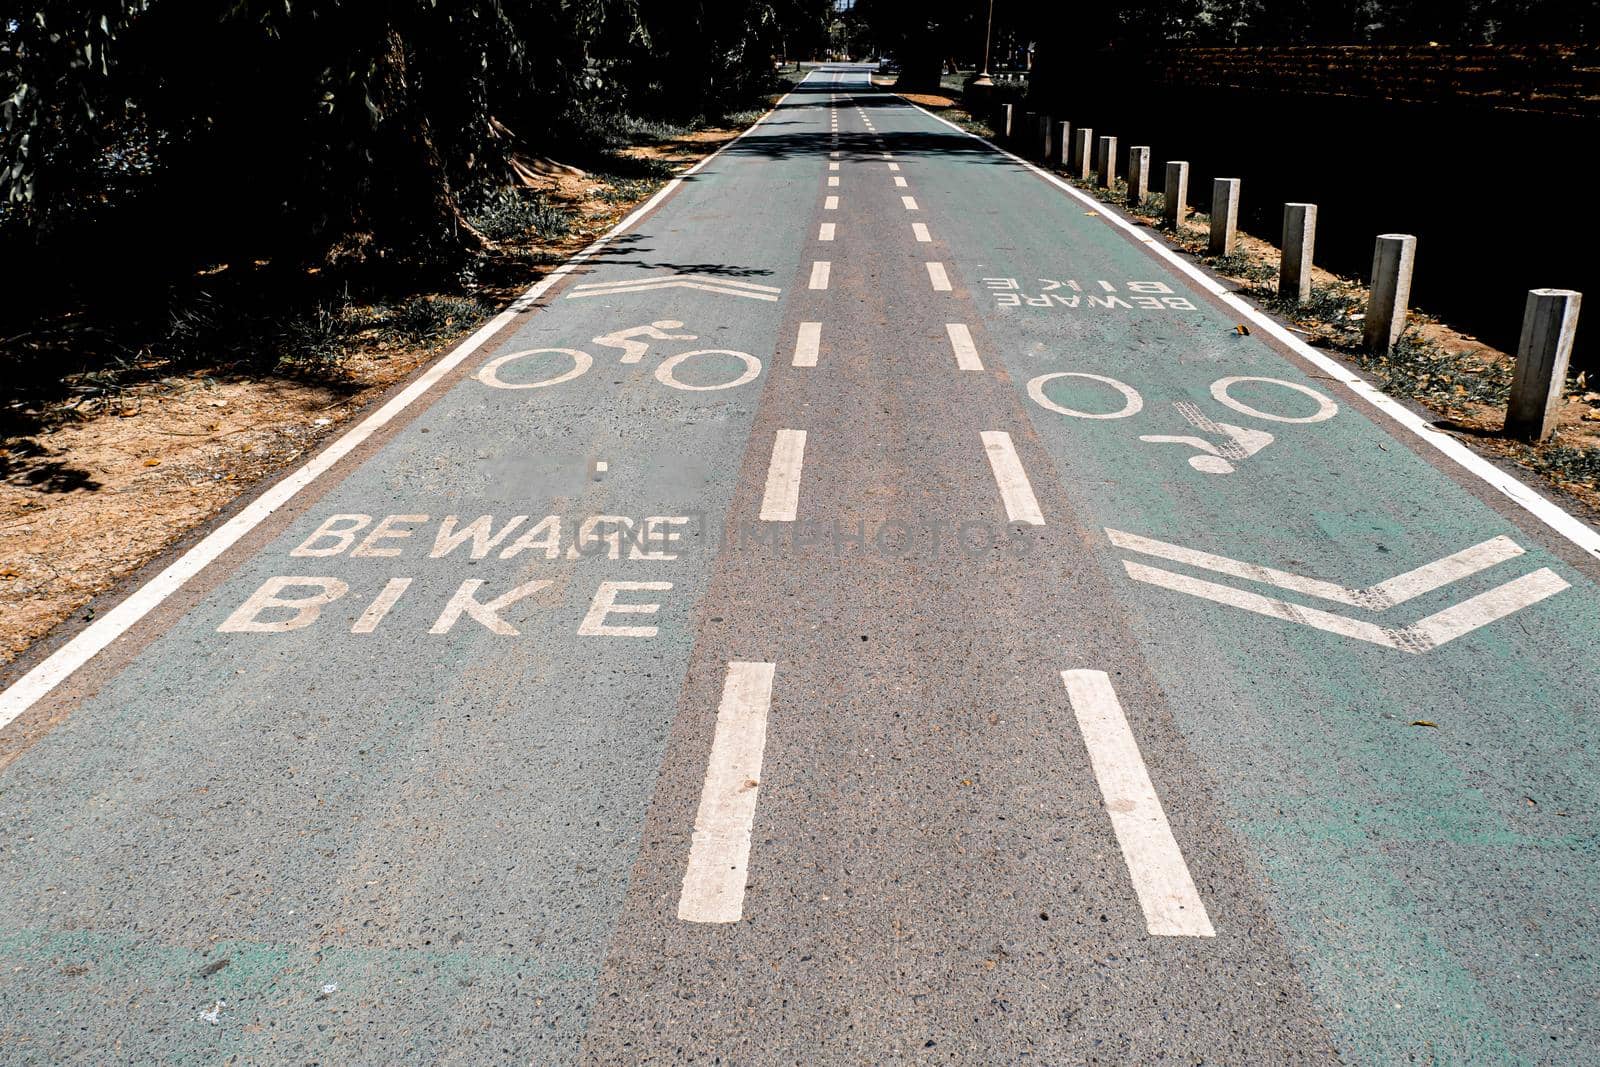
[0,111,763,668]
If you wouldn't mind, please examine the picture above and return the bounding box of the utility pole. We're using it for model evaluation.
[971,0,996,87]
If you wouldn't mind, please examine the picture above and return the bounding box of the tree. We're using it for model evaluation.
[1,0,809,273]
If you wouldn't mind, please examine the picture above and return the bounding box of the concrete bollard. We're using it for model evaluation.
[1279,203,1318,304]
[1097,135,1118,188]
[1127,146,1150,205]
[1505,289,1584,441]
[1022,111,1036,145]
[1052,120,1070,166]
[1001,103,1014,140]
[1038,114,1053,161]
[1363,234,1417,353]
[1072,127,1093,181]
[1164,161,1189,228]
[1209,178,1240,256]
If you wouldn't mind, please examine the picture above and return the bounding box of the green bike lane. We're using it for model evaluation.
[887,92,1600,1061]
[0,81,841,1061]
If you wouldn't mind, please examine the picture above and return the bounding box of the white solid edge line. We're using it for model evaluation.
[760,429,808,522]
[980,430,1045,525]
[678,660,777,924]
[926,262,952,292]
[946,323,983,371]
[1061,670,1215,937]
[898,97,1600,563]
[794,322,822,368]
[0,94,796,733]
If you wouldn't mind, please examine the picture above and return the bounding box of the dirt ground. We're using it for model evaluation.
[0,118,756,669]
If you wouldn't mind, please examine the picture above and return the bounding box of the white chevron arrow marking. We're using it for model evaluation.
[1107,529,1526,610]
[1109,529,1569,653]
[568,274,781,302]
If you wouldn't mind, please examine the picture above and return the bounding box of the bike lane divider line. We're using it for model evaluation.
[824,195,839,210]
[945,323,983,371]
[809,261,831,290]
[912,222,931,242]
[759,429,808,522]
[901,195,919,210]
[926,262,952,292]
[819,223,835,242]
[828,176,840,187]
[677,660,777,924]
[1060,670,1216,938]
[887,162,900,171]
[980,430,1045,525]
[894,176,908,188]
[794,322,822,368]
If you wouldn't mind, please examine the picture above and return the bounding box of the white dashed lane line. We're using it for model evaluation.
[1060,670,1215,938]
[980,430,1045,525]
[819,223,835,242]
[809,261,831,290]
[677,660,777,924]
[912,223,931,242]
[901,196,919,210]
[793,322,821,368]
[759,429,808,522]
[945,323,983,371]
[926,262,951,292]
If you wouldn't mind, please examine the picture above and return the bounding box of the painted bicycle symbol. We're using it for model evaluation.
[476,319,763,393]
[1027,372,1338,475]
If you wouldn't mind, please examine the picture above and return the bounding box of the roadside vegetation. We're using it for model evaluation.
[0,2,832,666]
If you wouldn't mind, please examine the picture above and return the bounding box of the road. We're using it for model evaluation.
[1,64,1597,1064]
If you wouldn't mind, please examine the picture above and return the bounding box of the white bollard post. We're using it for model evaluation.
[1052,120,1070,166]
[1001,103,1014,140]
[1038,114,1053,161]
[1097,135,1118,188]
[1164,161,1189,228]
[1127,146,1150,206]
[1363,234,1417,353]
[1072,127,1093,181]
[1209,178,1240,256]
[1505,289,1584,441]
[1279,203,1318,304]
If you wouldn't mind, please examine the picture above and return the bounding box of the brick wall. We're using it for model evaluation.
[1144,45,1600,117]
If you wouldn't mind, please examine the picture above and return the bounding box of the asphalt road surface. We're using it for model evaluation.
[2,64,1598,1064]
